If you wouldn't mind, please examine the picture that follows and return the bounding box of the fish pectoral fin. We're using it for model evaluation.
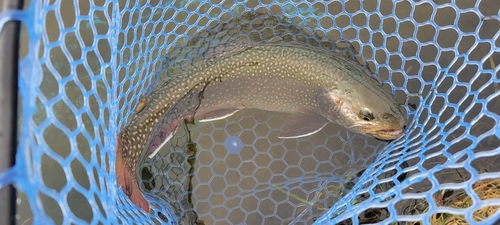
[278,111,329,139]
[198,109,240,122]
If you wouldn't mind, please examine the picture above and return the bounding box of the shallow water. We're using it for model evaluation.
[10,0,500,224]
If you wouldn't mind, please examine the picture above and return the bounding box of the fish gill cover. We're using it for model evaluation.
[1,0,500,225]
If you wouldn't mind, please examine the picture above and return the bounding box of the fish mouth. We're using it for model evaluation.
[373,127,405,140]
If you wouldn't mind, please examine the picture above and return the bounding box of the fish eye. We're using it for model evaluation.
[359,109,374,121]
[382,113,392,120]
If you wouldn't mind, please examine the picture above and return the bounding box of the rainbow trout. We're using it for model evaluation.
[115,44,407,212]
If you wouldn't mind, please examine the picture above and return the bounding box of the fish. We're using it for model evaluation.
[114,43,407,213]
[134,96,148,113]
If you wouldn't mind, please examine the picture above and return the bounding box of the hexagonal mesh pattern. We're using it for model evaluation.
[1,0,500,224]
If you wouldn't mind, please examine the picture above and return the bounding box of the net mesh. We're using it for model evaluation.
[1,0,499,224]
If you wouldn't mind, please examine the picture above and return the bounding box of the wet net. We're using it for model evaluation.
[1,0,500,224]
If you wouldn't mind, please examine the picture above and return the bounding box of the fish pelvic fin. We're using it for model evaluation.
[198,108,240,123]
[115,138,150,213]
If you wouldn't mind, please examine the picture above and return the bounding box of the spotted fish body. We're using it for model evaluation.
[115,44,407,212]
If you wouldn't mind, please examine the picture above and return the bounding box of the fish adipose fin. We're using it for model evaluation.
[146,124,179,158]
[278,111,329,138]
[198,109,240,122]
[115,138,150,213]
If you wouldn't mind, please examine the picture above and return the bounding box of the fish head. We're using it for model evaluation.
[321,81,407,140]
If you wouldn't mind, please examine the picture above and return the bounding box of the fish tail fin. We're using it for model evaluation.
[115,137,150,213]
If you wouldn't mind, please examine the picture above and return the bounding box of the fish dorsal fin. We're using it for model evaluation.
[198,108,240,122]
[193,42,253,64]
[278,111,330,139]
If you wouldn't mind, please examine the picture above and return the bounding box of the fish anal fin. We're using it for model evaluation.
[278,111,330,139]
[146,124,179,158]
[198,109,240,122]
[115,138,150,213]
